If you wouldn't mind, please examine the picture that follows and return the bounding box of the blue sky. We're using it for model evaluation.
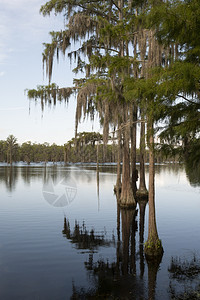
[0,0,99,145]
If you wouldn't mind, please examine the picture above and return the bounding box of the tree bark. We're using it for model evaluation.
[137,119,148,199]
[144,119,163,258]
[148,121,157,238]
[114,126,122,198]
[120,105,136,208]
[96,141,100,203]
[130,104,138,196]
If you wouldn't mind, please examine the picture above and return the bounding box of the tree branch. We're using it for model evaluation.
[110,0,121,11]
[77,3,118,22]
[94,46,120,54]
[177,94,200,107]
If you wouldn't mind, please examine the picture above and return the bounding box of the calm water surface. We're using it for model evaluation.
[0,163,199,299]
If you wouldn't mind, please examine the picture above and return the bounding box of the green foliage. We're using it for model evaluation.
[6,135,19,164]
[145,236,162,250]
[0,140,7,162]
[145,0,200,164]
[65,131,116,163]
[40,0,67,16]
[27,0,200,170]
[147,0,200,58]
[20,142,33,164]
[0,137,64,164]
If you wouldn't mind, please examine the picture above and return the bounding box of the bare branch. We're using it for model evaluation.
[177,94,200,106]
[110,0,121,11]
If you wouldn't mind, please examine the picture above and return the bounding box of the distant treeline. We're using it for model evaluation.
[1,133,179,164]
[0,135,64,164]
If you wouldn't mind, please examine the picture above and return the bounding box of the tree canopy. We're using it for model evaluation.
[144,0,200,164]
[27,0,200,160]
[26,0,200,256]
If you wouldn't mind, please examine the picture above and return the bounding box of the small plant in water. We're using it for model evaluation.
[169,255,200,280]
[168,254,200,299]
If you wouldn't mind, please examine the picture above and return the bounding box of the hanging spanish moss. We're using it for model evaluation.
[27,84,74,112]
[75,81,97,136]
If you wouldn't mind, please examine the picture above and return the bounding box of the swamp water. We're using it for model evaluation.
[0,163,199,299]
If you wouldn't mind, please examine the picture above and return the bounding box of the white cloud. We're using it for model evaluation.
[0,71,5,76]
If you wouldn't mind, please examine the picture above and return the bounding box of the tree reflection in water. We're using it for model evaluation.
[64,199,162,299]
[0,166,19,192]
[185,162,200,188]
[138,199,148,279]
[62,217,113,250]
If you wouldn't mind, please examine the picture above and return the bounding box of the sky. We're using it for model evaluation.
[0,0,100,145]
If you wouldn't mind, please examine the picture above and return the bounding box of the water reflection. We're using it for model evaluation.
[185,162,200,187]
[121,208,137,276]
[68,199,162,299]
[0,164,199,299]
[0,166,18,192]
[154,163,184,176]
[0,165,78,192]
[138,199,148,278]
[147,256,162,300]
[62,218,113,250]
[0,163,197,194]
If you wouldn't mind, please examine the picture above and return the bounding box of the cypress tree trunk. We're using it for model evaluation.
[114,126,122,197]
[137,119,148,199]
[96,140,100,198]
[144,120,163,258]
[130,105,138,196]
[96,141,99,169]
[120,106,136,208]
[117,0,136,207]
